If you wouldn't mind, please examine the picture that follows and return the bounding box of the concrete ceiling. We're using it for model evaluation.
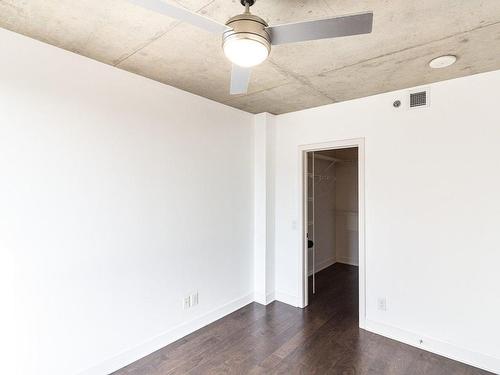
[1,0,500,114]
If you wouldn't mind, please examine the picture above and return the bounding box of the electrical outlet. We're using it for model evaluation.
[183,296,191,310]
[191,292,199,306]
[377,297,387,311]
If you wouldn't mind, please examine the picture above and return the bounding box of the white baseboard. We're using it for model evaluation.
[254,291,275,305]
[308,257,336,276]
[365,319,500,374]
[275,290,300,307]
[79,293,254,375]
[335,255,358,266]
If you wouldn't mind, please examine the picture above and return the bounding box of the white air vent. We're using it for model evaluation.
[407,88,430,109]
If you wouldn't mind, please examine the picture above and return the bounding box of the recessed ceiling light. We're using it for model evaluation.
[429,55,457,69]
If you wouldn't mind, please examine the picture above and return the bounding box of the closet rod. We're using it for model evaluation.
[314,154,343,163]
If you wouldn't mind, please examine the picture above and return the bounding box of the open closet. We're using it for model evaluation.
[306,147,359,298]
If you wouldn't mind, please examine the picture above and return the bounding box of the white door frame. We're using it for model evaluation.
[297,138,366,329]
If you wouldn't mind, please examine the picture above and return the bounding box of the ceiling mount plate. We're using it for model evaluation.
[240,0,255,7]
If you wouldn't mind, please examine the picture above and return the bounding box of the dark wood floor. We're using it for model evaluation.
[114,264,491,374]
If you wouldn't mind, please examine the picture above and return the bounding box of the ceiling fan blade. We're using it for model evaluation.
[230,65,252,95]
[127,0,228,34]
[266,12,373,45]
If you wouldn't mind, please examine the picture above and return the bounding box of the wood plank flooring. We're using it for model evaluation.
[113,264,492,374]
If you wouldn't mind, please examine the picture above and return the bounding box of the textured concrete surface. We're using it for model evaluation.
[1,0,500,114]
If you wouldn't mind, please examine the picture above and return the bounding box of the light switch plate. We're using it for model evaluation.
[183,296,191,310]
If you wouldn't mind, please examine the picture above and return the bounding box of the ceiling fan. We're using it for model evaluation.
[128,0,373,95]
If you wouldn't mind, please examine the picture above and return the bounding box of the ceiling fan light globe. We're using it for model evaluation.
[223,38,269,67]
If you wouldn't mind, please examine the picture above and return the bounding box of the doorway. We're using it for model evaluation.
[299,139,365,328]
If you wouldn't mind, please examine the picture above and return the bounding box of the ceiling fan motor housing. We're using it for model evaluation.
[223,12,271,55]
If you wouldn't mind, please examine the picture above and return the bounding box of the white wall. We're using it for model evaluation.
[335,160,359,266]
[273,70,500,372]
[253,113,276,305]
[0,29,254,375]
